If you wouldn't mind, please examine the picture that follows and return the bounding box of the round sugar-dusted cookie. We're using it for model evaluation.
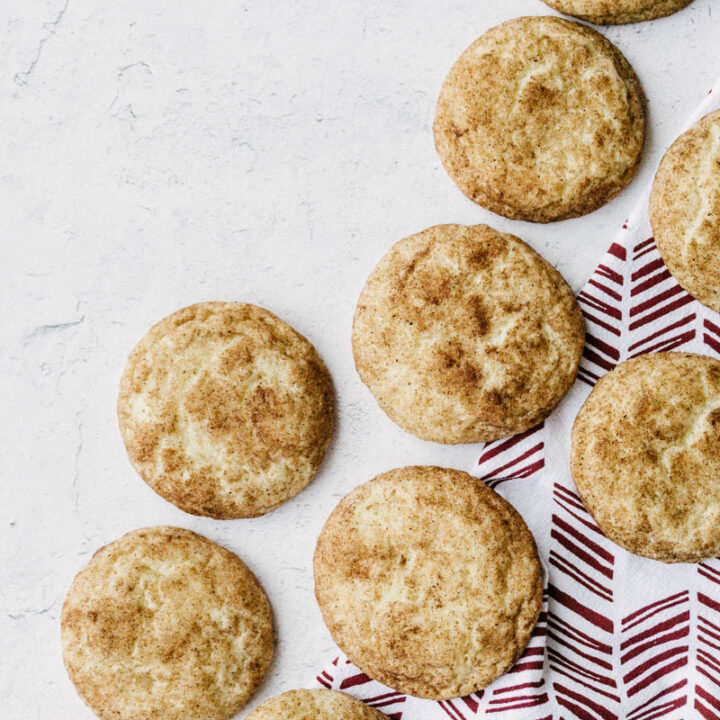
[541,0,693,25]
[572,352,720,562]
[314,466,543,699]
[650,109,720,313]
[118,302,334,518]
[434,16,645,222]
[61,526,273,720]
[352,224,584,443]
[247,689,388,720]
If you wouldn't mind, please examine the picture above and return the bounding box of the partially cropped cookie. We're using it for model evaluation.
[434,16,645,222]
[314,466,543,699]
[247,689,388,720]
[650,109,720,313]
[118,302,333,518]
[572,353,720,563]
[352,224,584,443]
[541,0,693,24]
[61,527,273,720]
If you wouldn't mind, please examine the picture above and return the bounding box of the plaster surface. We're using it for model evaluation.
[1,1,718,717]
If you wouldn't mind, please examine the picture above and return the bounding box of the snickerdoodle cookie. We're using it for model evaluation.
[247,689,388,720]
[650,109,720,313]
[352,224,584,443]
[314,466,543,699]
[434,16,645,222]
[541,0,693,25]
[572,352,720,562]
[61,526,273,720]
[118,302,333,518]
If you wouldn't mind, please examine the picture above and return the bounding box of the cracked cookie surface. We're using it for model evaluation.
[61,526,273,720]
[434,16,645,222]
[650,109,720,314]
[247,689,388,720]
[572,352,720,562]
[118,302,334,518]
[541,0,693,24]
[352,224,584,443]
[313,466,543,700]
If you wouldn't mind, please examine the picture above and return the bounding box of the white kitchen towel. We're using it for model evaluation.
[313,78,720,720]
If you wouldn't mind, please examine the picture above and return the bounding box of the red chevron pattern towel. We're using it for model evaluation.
[314,79,720,720]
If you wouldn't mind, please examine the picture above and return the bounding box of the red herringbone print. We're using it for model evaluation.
[627,239,696,343]
[520,238,627,720]
[547,489,620,720]
[617,574,720,720]
[577,242,625,386]
[549,484,614,602]
[317,659,407,718]
[704,319,720,358]
[483,590,550,716]
[476,423,545,489]
[620,592,691,718]
[695,561,720,720]
[439,695,484,720]
[546,236,626,719]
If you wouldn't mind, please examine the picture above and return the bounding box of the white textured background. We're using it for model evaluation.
[1,1,718,717]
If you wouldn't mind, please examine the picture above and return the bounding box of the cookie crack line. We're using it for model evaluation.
[658,373,720,474]
[679,124,720,269]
